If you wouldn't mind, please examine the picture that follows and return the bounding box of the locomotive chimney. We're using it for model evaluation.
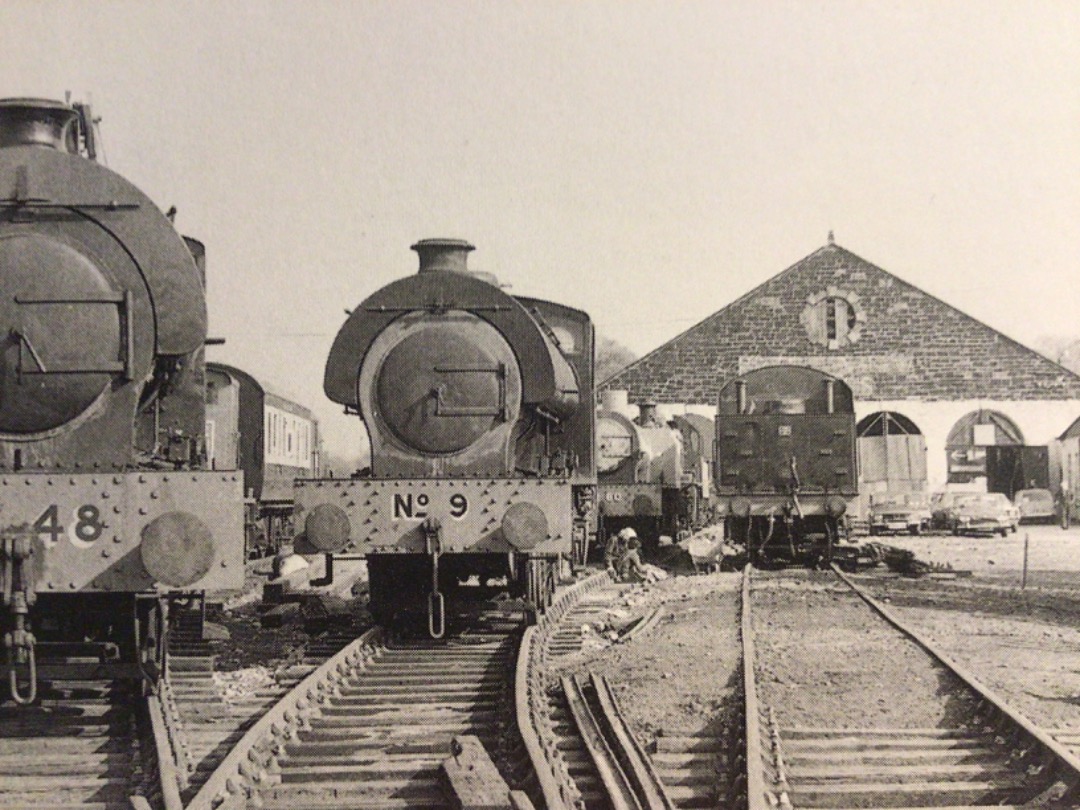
[637,402,659,426]
[412,238,476,275]
[602,389,632,416]
[0,98,80,152]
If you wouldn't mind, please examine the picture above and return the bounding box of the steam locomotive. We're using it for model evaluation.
[595,391,714,558]
[714,365,858,567]
[596,392,683,555]
[0,98,244,704]
[293,239,596,636]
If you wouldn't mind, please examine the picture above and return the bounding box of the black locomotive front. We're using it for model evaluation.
[714,365,858,567]
[0,99,243,702]
[295,239,596,634]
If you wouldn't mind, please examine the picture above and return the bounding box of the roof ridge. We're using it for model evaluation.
[603,240,1080,390]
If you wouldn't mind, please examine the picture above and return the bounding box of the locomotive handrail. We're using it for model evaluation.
[832,565,1080,796]
[185,626,384,810]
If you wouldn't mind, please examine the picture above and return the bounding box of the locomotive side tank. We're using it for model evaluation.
[596,391,684,555]
[295,239,596,634]
[0,99,243,702]
[715,365,857,567]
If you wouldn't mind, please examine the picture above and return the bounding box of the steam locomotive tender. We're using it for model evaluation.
[294,239,596,636]
[0,99,244,704]
[714,365,857,567]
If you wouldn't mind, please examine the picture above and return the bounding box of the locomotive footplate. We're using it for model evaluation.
[295,477,577,556]
[1,470,245,594]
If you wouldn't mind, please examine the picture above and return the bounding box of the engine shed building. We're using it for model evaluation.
[602,237,1080,511]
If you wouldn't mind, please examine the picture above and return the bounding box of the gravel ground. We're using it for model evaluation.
[550,571,743,742]
[851,524,1080,738]
[877,523,1080,584]
[752,570,979,729]
[862,524,1080,733]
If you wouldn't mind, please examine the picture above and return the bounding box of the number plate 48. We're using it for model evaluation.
[33,504,106,549]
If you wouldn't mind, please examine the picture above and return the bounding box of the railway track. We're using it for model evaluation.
[164,608,360,804]
[740,566,1080,809]
[0,677,153,810]
[181,569,651,810]
[523,571,735,810]
[185,610,526,810]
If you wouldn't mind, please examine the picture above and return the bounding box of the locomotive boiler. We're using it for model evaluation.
[714,365,858,567]
[0,99,243,703]
[294,239,596,635]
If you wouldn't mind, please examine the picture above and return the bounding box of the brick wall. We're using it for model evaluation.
[604,243,1080,404]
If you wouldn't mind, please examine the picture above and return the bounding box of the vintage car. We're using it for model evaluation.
[950,492,1021,536]
[868,492,932,535]
[1014,488,1057,524]
[930,491,979,531]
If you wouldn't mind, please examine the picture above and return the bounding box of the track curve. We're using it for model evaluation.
[740,566,1080,809]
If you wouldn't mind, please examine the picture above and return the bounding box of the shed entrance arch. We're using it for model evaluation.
[946,410,1024,487]
[946,410,1046,496]
[857,411,927,496]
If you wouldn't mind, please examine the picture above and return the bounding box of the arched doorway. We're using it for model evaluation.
[857,412,927,497]
[946,410,1041,496]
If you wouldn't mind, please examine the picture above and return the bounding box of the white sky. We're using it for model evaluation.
[5,1,1079,458]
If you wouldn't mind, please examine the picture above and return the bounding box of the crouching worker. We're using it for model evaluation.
[604,527,633,577]
[618,535,657,584]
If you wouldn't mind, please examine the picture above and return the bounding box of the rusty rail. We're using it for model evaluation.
[146,688,185,810]
[567,672,676,810]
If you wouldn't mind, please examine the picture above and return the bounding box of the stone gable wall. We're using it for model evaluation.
[604,244,1080,404]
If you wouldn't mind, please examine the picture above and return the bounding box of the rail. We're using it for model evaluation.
[574,672,676,809]
[741,565,770,810]
[562,673,642,809]
[517,569,613,810]
[183,625,385,810]
[833,565,1080,802]
[146,688,185,810]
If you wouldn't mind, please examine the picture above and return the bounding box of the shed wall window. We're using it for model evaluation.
[801,289,865,350]
[825,297,856,341]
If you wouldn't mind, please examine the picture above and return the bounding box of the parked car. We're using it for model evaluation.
[950,492,1020,537]
[868,492,932,536]
[1014,488,1057,524]
[930,491,980,531]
